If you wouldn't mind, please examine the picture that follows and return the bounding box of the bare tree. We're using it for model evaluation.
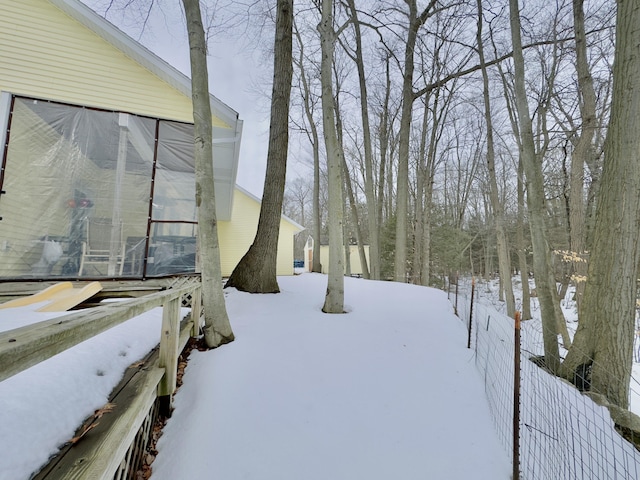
[342,0,380,279]
[394,0,438,283]
[182,0,234,347]
[225,0,294,293]
[293,19,323,273]
[477,0,515,318]
[318,0,347,313]
[562,0,640,409]
[509,0,562,372]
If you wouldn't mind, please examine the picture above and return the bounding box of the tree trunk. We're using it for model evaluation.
[568,0,598,310]
[394,0,437,283]
[182,0,234,347]
[293,23,322,273]
[562,0,640,408]
[319,0,344,313]
[377,55,392,241]
[345,0,379,280]
[509,0,562,372]
[477,0,515,318]
[225,0,293,293]
[516,157,532,320]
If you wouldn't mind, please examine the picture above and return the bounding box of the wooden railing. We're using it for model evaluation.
[0,280,202,479]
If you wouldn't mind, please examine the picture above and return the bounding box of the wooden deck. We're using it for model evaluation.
[0,276,202,479]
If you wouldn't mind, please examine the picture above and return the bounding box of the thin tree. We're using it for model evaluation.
[318,0,347,313]
[508,0,562,372]
[343,0,380,280]
[182,0,234,347]
[394,0,438,283]
[225,0,294,293]
[477,0,515,318]
[566,0,598,310]
[562,0,640,408]
[293,20,322,273]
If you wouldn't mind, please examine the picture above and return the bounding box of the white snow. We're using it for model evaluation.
[0,305,166,480]
[0,274,510,479]
[151,274,510,479]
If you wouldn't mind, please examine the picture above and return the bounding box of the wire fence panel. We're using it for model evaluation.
[450,280,640,480]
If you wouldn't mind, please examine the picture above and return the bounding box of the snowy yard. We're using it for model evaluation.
[0,274,510,479]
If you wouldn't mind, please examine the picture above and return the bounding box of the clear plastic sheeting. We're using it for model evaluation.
[0,96,198,279]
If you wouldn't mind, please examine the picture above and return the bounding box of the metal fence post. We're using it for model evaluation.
[467,277,475,349]
[513,311,521,480]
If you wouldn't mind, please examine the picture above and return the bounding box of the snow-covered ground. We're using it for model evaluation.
[3,273,640,479]
[0,274,510,479]
[151,274,510,479]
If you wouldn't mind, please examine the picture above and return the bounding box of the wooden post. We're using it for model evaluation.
[191,286,202,337]
[158,296,180,415]
[513,310,521,480]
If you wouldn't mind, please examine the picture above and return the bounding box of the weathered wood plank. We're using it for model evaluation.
[48,367,166,480]
[0,275,201,302]
[33,317,195,480]
[0,284,196,382]
[191,286,202,337]
[158,298,180,398]
[32,345,161,480]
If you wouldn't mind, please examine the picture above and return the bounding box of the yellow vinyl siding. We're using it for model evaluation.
[0,0,227,127]
[318,245,370,276]
[218,189,299,277]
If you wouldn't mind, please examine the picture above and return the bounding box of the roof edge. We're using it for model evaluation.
[235,185,306,232]
[50,0,239,128]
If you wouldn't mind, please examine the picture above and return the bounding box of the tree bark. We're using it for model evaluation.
[516,157,532,320]
[182,0,234,347]
[319,0,344,313]
[477,0,515,318]
[509,0,562,372]
[225,0,293,293]
[568,0,598,310]
[345,0,379,280]
[562,0,640,408]
[394,0,437,283]
[293,22,322,273]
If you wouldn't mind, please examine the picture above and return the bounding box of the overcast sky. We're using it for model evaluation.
[80,0,278,198]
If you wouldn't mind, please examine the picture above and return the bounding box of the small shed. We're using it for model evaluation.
[304,237,370,277]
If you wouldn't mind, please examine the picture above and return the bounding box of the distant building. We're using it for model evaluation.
[304,237,370,277]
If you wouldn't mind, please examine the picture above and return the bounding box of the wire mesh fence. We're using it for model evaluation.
[450,277,640,479]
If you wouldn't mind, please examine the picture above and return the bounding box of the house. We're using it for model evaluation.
[0,0,301,281]
[219,186,303,277]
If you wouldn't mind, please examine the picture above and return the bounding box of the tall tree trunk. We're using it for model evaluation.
[394,0,437,283]
[377,55,392,238]
[335,91,369,279]
[568,0,598,310]
[516,157,532,320]
[562,0,640,408]
[319,0,344,313]
[477,0,515,318]
[225,0,293,293]
[182,0,234,347]
[345,0,379,280]
[342,157,369,279]
[509,0,562,372]
[293,23,322,273]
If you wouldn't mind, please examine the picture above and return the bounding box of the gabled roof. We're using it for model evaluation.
[48,0,242,221]
[235,185,306,232]
[50,0,239,127]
